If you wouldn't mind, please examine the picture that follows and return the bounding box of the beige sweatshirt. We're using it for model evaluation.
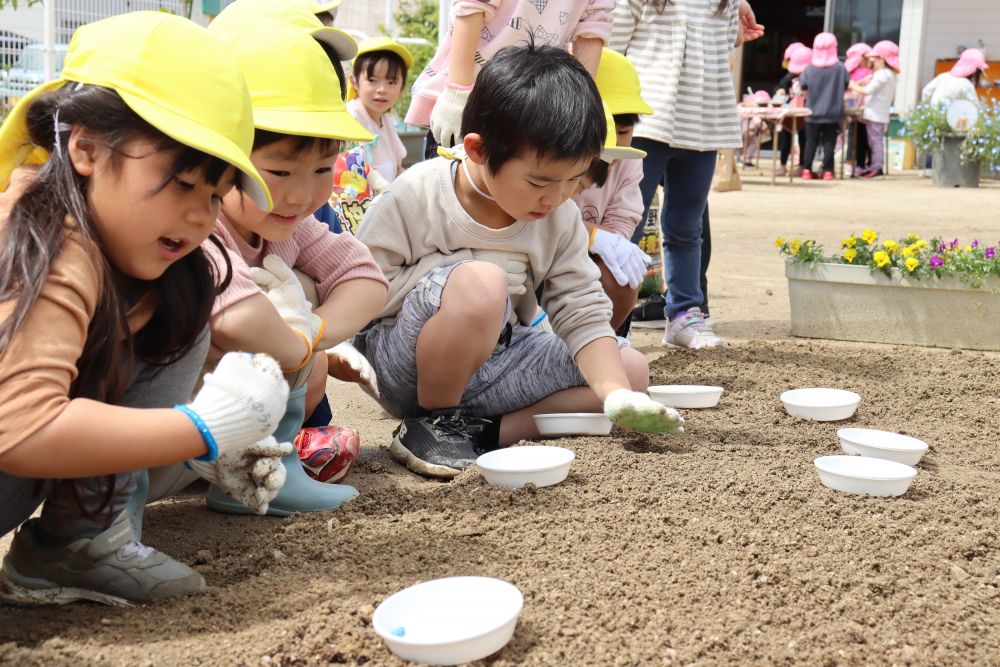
[356,157,615,357]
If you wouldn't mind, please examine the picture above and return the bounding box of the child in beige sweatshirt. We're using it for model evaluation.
[356,43,683,480]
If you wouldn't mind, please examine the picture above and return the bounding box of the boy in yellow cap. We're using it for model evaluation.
[147,15,389,516]
[571,48,654,333]
[347,36,414,187]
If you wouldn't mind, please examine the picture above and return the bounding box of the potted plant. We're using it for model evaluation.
[775,231,1000,350]
[960,100,1000,178]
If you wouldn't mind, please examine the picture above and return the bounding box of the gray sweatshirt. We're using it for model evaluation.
[800,63,850,123]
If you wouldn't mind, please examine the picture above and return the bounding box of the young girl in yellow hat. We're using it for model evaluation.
[143,6,389,517]
[0,11,292,607]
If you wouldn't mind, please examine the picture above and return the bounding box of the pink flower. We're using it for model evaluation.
[987,247,997,260]
[929,255,944,269]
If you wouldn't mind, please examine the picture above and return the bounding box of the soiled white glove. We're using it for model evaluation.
[590,229,652,289]
[326,341,380,398]
[471,248,530,296]
[177,353,290,459]
[187,436,293,515]
[250,255,325,345]
[604,388,684,435]
[430,83,472,148]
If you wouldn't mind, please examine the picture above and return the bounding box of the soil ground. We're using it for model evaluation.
[2,172,999,666]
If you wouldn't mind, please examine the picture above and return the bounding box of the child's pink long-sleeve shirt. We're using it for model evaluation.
[203,215,388,356]
[404,0,613,128]
[570,159,645,239]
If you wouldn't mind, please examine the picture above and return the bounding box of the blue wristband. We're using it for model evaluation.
[530,310,548,327]
[174,405,219,462]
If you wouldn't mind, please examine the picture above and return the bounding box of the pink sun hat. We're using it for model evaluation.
[951,48,989,78]
[811,32,839,68]
[783,41,806,66]
[868,40,901,72]
[844,42,872,73]
[788,45,813,74]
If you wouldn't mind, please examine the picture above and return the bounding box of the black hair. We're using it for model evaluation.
[252,128,341,155]
[317,41,348,102]
[613,113,640,128]
[0,84,234,523]
[352,50,409,90]
[461,42,605,174]
[586,158,611,188]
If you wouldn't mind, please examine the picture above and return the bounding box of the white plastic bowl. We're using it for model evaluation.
[533,413,612,436]
[372,576,523,665]
[838,428,929,466]
[648,384,724,409]
[813,455,917,497]
[476,445,575,489]
[781,388,861,421]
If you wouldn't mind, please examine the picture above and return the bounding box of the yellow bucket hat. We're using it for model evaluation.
[600,102,646,163]
[212,0,357,60]
[595,48,653,116]
[346,36,415,101]
[0,11,271,210]
[209,21,372,143]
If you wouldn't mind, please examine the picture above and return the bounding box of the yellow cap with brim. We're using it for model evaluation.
[595,48,653,116]
[346,36,415,100]
[209,21,372,143]
[0,12,271,210]
[213,0,357,60]
[600,103,646,163]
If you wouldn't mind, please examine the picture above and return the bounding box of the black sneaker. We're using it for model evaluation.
[390,410,497,479]
[631,293,666,321]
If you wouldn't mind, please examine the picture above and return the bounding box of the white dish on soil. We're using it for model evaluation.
[780,388,861,421]
[648,385,724,409]
[476,445,575,489]
[838,428,929,466]
[813,455,917,497]
[372,576,523,665]
[533,413,612,436]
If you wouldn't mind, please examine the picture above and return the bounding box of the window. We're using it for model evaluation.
[829,0,903,52]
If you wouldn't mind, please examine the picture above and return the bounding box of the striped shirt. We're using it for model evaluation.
[610,0,741,151]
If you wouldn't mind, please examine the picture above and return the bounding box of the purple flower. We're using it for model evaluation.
[950,238,960,250]
[930,255,944,269]
[972,239,980,248]
[987,247,997,260]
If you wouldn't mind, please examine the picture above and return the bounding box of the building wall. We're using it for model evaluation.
[897,0,1000,109]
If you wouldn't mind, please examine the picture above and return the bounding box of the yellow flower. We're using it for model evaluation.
[964,245,973,252]
[905,257,920,272]
[842,236,857,249]
[906,233,920,242]
[789,239,802,254]
[901,244,915,258]
[915,239,929,250]
[861,229,878,244]
[883,239,899,253]
[843,248,857,263]
[874,250,890,267]
[774,236,786,248]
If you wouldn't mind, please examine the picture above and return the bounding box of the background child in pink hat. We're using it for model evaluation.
[773,43,811,176]
[922,47,987,107]
[849,40,899,179]
[843,42,873,176]
[798,32,849,180]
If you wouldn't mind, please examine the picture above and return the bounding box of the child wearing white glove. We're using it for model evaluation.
[406,0,613,149]
[571,49,656,333]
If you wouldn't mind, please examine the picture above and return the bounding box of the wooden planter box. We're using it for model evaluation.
[786,262,1000,351]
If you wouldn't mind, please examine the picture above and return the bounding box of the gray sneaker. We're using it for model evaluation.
[0,510,205,607]
[390,410,497,480]
[662,307,725,349]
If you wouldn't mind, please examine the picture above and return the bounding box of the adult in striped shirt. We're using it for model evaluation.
[612,0,762,349]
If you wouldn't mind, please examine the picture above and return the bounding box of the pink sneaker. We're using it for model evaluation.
[801,169,815,180]
[776,165,788,177]
[295,426,361,483]
[822,171,835,181]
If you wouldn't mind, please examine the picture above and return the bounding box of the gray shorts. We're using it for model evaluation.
[354,263,589,418]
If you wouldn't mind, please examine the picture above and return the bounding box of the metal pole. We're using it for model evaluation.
[43,0,56,81]
[385,0,394,36]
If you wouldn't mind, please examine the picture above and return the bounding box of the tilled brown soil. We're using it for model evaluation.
[2,339,998,666]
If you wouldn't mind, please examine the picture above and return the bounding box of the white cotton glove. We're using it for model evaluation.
[590,229,652,290]
[430,83,472,148]
[326,341,380,399]
[604,388,685,435]
[250,255,326,346]
[177,352,290,459]
[187,436,293,515]
[471,248,530,296]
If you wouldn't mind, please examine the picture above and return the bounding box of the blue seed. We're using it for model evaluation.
[391,627,406,637]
